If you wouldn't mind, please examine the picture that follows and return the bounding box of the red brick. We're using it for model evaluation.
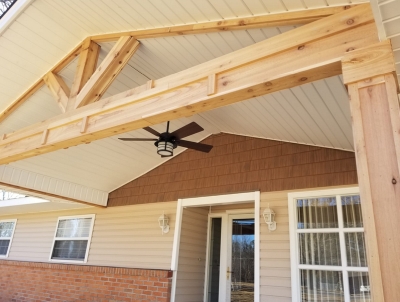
[0,260,172,302]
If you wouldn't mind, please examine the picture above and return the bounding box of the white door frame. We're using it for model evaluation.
[170,191,260,302]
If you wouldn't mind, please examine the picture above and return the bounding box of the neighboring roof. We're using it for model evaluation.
[0,0,394,206]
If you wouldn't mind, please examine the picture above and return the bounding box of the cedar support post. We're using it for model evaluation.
[342,40,400,302]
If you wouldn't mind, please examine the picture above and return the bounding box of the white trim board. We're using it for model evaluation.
[0,0,34,35]
[171,191,260,302]
[0,165,108,206]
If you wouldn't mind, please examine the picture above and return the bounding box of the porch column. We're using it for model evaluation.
[342,40,400,302]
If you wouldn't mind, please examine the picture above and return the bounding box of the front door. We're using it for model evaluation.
[206,213,255,302]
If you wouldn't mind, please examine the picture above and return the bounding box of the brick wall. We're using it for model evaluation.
[109,133,358,206]
[0,260,172,302]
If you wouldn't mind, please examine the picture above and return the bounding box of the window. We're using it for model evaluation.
[288,188,370,302]
[50,214,95,263]
[0,219,17,258]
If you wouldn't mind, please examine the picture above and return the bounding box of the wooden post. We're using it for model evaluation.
[342,40,400,302]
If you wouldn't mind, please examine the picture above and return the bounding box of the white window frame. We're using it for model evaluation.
[288,187,368,302]
[0,218,17,258]
[49,214,95,264]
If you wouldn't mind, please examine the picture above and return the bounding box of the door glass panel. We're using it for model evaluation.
[231,219,254,302]
[208,218,222,302]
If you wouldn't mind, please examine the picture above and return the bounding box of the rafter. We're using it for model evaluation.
[89,5,356,43]
[0,5,356,124]
[69,38,101,111]
[0,5,377,165]
[0,42,82,123]
[74,36,140,109]
[43,72,70,113]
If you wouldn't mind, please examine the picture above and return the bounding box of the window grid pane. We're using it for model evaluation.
[300,269,344,302]
[51,240,88,261]
[297,197,338,229]
[348,271,371,302]
[342,196,363,228]
[56,218,92,238]
[345,233,368,267]
[0,239,10,255]
[299,233,342,266]
[0,222,15,238]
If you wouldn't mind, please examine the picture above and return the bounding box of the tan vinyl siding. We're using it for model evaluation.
[175,207,209,302]
[1,201,177,270]
[260,191,293,302]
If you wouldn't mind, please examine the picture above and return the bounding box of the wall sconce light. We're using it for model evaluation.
[158,212,170,234]
[263,205,276,232]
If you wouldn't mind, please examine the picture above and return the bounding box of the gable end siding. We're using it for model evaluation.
[109,133,357,206]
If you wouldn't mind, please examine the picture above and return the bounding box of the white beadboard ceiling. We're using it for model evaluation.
[0,0,391,203]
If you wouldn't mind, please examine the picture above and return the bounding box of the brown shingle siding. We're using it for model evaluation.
[108,133,358,206]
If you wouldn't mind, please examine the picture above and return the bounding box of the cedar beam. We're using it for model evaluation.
[43,72,70,113]
[68,38,101,111]
[0,5,360,123]
[0,42,82,123]
[74,36,140,109]
[0,5,377,165]
[343,40,400,302]
[90,5,355,43]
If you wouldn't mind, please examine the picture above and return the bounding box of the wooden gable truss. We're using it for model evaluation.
[1,4,400,301]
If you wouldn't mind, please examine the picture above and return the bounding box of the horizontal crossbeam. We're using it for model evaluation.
[0,4,377,165]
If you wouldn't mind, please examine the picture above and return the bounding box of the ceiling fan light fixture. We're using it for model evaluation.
[157,141,174,157]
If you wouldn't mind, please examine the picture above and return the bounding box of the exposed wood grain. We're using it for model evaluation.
[0,4,367,125]
[344,38,400,300]
[69,38,101,111]
[0,41,82,123]
[80,116,89,133]
[207,74,216,96]
[90,5,358,43]
[342,40,397,86]
[0,6,377,164]
[146,79,154,90]
[347,83,384,302]
[43,72,70,113]
[74,37,140,109]
[40,129,49,145]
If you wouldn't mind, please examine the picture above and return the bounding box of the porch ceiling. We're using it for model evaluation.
[0,0,374,194]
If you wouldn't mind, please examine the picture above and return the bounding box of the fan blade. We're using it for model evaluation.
[119,138,158,141]
[170,122,204,139]
[143,127,161,137]
[178,140,213,153]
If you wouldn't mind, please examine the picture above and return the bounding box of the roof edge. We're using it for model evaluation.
[0,0,34,36]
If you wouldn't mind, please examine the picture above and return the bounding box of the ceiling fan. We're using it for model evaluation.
[119,121,213,157]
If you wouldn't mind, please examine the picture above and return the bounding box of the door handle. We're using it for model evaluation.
[226,267,234,279]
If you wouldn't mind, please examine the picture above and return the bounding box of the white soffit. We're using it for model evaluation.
[0,165,108,206]
[0,0,369,193]
[370,0,400,83]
